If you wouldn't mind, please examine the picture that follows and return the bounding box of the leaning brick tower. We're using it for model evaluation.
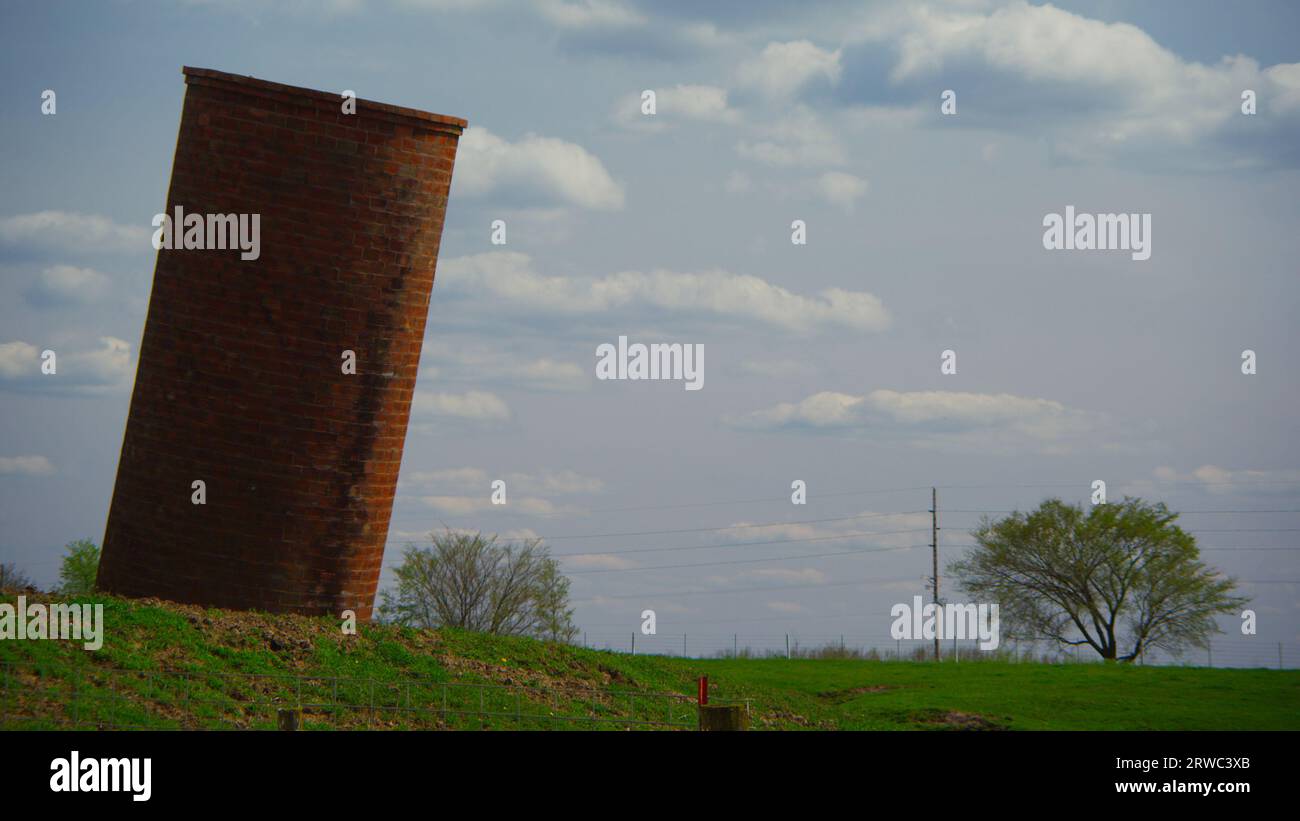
[97,67,465,620]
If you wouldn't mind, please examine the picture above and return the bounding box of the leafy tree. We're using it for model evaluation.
[534,559,579,643]
[58,538,100,595]
[949,498,1246,662]
[0,562,35,592]
[379,530,578,641]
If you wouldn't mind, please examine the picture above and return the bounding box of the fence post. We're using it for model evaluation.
[698,705,749,731]
[733,634,738,657]
[786,633,790,659]
[697,676,708,706]
[631,632,635,655]
[277,708,302,730]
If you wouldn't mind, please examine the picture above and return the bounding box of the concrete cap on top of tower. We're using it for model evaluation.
[181,66,467,134]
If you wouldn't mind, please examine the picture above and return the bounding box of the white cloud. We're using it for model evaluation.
[534,0,644,29]
[736,106,845,167]
[412,389,511,421]
[729,388,1101,451]
[0,455,55,477]
[736,391,866,429]
[25,265,111,307]
[717,510,929,551]
[396,0,494,10]
[74,337,132,385]
[0,211,149,254]
[613,84,741,131]
[749,567,828,584]
[453,126,625,211]
[1151,465,1300,496]
[723,170,754,194]
[509,469,604,496]
[439,252,891,334]
[738,40,842,100]
[816,171,868,211]
[0,337,131,392]
[0,341,39,379]
[560,553,638,570]
[858,0,1300,167]
[420,495,566,516]
[403,467,490,487]
[421,343,587,391]
[403,466,603,496]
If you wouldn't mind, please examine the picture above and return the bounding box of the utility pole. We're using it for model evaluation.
[931,486,940,662]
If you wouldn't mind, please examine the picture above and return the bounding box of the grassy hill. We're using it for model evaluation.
[2,592,1297,730]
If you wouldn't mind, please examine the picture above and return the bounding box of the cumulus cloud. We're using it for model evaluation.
[0,337,131,393]
[816,171,868,211]
[716,510,931,551]
[613,84,741,131]
[749,567,828,584]
[24,265,111,307]
[438,251,891,334]
[535,0,644,29]
[404,467,490,487]
[0,455,55,477]
[738,40,842,100]
[851,0,1300,167]
[0,211,149,254]
[453,126,625,211]
[403,466,604,496]
[1151,465,1300,496]
[736,106,845,167]
[558,553,639,570]
[420,343,587,391]
[728,388,1101,451]
[420,495,569,516]
[0,341,39,379]
[412,389,511,421]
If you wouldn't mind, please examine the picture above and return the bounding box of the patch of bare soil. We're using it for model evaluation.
[816,684,894,704]
[911,708,1007,730]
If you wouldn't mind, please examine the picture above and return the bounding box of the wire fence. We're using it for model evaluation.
[577,632,1298,668]
[0,661,744,731]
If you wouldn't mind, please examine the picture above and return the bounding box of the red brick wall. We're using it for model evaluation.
[97,67,465,620]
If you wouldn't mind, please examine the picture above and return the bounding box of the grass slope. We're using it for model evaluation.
[2,593,1296,730]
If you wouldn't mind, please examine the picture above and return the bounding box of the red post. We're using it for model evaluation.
[697,675,708,706]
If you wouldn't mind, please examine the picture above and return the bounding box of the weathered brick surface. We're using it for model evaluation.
[97,67,465,620]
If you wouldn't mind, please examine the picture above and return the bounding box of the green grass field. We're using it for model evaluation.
[2,592,1296,730]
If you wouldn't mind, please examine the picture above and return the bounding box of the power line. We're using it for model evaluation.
[944,543,1300,552]
[534,509,927,541]
[553,527,930,559]
[941,509,1300,514]
[566,543,928,575]
[570,577,920,603]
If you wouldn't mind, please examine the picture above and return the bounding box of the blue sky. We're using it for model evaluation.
[1,0,1298,661]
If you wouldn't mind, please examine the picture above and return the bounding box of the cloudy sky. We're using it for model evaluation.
[1,0,1298,661]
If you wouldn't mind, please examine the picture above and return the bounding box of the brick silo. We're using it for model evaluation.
[97,67,466,620]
